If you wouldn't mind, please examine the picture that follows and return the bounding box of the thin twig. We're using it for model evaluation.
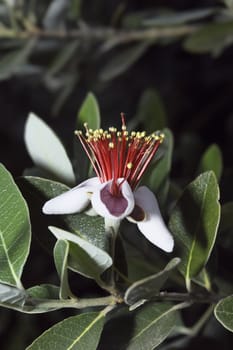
[0,24,198,46]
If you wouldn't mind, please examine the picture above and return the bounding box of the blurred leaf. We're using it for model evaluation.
[223,0,233,9]
[43,0,69,29]
[77,92,100,130]
[148,128,173,205]
[183,21,233,55]
[26,312,105,350]
[19,176,107,251]
[214,295,233,332]
[198,144,223,181]
[0,164,31,288]
[169,171,220,290]
[47,41,79,77]
[143,8,218,27]
[134,89,167,131]
[0,39,35,80]
[69,0,82,19]
[219,202,233,232]
[49,226,112,280]
[24,113,75,186]
[52,74,78,116]
[54,240,73,299]
[125,258,180,306]
[99,42,149,81]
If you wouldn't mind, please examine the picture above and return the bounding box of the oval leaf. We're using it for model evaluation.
[99,43,149,81]
[125,258,180,306]
[143,8,218,27]
[198,144,223,181]
[148,128,173,204]
[126,303,182,350]
[49,226,112,279]
[169,171,220,290]
[0,164,31,288]
[183,21,233,55]
[77,92,100,130]
[19,176,107,251]
[26,312,105,350]
[214,295,233,332]
[99,303,180,350]
[25,113,75,186]
[134,89,167,131]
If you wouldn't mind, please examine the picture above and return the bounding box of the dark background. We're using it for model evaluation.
[0,0,233,349]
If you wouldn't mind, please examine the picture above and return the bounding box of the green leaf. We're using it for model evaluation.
[19,176,107,251]
[26,312,105,350]
[143,8,218,27]
[99,303,180,350]
[148,128,173,204]
[183,21,233,55]
[214,295,233,332]
[0,164,31,288]
[126,303,183,350]
[0,282,26,308]
[76,92,101,178]
[24,113,75,186]
[134,89,167,131]
[0,39,36,80]
[0,283,60,314]
[198,144,223,181]
[125,258,181,306]
[169,171,220,290]
[54,240,73,299]
[77,92,100,130]
[49,226,112,279]
[219,202,233,232]
[27,284,60,299]
[47,41,79,76]
[99,42,149,81]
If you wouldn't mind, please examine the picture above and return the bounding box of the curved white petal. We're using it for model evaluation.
[91,178,135,220]
[42,177,100,215]
[133,186,174,252]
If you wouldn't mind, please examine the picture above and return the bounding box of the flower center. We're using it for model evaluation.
[75,114,164,195]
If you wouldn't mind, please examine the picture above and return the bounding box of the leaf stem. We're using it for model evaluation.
[151,291,220,304]
[28,295,116,310]
[0,23,198,45]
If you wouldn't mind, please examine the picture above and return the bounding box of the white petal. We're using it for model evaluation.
[133,186,174,252]
[42,177,100,215]
[91,179,135,220]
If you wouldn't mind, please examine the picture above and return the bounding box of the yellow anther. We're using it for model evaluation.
[127,162,133,169]
[109,142,114,148]
[123,131,128,136]
[122,125,127,131]
[117,131,122,137]
[109,127,116,133]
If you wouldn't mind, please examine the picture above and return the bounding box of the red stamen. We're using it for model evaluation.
[75,115,164,195]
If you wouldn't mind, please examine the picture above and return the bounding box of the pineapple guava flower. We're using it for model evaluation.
[43,114,174,252]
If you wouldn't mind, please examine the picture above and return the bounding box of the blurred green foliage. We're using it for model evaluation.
[0,0,233,349]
